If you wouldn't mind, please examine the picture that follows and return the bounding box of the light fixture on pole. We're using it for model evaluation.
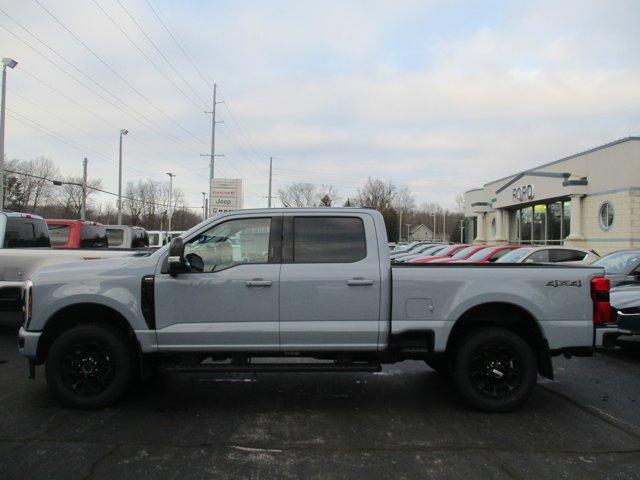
[117,129,128,224]
[0,57,18,210]
[166,172,175,232]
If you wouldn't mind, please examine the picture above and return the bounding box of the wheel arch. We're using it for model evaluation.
[446,301,553,379]
[37,303,138,363]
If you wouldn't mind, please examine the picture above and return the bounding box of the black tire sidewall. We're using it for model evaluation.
[452,328,537,413]
[46,324,132,409]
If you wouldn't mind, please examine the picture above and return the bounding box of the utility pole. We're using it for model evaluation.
[432,211,436,241]
[166,173,175,232]
[0,58,18,210]
[443,210,447,242]
[267,156,273,208]
[459,219,465,243]
[81,157,88,220]
[405,223,411,242]
[117,128,128,224]
[201,192,206,221]
[398,210,403,242]
[202,84,223,218]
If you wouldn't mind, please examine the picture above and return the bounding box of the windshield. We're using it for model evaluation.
[451,246,476,259]
[496,248,533,263]
[593,251,640,275]
[466,247,495,262]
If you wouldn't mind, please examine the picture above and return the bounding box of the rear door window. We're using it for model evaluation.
[526,250,550,262]
[293,217,366,263]
[48,225,71,246]
[106,228,125,247]
[550,249,586,262]
[4,218,50,248]
[81,224,108,248]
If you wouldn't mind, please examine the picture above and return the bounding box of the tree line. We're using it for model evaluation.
[278,178,465,242]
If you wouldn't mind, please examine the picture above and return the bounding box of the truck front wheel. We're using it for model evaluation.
[45,324,133,409]
[452,328,537,413]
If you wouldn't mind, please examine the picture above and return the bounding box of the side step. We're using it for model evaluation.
[160,361,381,374]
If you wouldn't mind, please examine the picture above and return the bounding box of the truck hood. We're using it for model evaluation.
[31,254,152,283]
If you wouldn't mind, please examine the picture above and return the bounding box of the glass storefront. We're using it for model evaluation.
[509,199,571,245]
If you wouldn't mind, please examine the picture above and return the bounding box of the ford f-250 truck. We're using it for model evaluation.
[18,208,612,412]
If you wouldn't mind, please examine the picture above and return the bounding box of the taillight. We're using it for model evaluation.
[591,277,611,325]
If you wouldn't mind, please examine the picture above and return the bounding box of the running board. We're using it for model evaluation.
[160,362,381,374]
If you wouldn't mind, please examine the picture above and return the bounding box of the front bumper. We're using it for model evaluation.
[18,327,41,359]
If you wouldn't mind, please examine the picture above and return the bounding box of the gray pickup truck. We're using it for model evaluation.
[18,208,612,412]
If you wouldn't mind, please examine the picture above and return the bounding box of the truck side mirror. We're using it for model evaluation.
[168,237,189,276]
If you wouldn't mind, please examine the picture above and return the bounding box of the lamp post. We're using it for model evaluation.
[405,223,411,242]
[166,172,175,232]
[117,129,128,224]
[0,57,18,210]
[201,192,206,221]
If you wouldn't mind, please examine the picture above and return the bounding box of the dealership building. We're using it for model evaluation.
[462,137,640,255]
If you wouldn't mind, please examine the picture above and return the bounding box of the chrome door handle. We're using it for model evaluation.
[245,279,272,287]
[346,278,374,286]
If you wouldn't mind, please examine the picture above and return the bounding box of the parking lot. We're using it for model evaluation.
[0,325,639,479]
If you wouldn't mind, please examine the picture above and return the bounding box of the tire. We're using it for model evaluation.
[425,355,450,376]
[45,324,133,409]
[452,328,537,413]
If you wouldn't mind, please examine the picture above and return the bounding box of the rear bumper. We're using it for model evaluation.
[18,327,41,359]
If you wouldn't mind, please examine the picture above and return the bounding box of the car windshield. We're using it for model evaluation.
[466,247,495,261]
[451,246,476,259]
[496,248,534,263]
[593,251,640,275]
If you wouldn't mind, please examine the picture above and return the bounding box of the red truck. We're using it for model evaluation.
[45,219,108,249]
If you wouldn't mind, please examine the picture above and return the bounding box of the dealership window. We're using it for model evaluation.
[599,201,615,231]
[510,199,571,245]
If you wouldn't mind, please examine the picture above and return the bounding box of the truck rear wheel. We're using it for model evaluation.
[452,328,537,413]
[45,324,133,409]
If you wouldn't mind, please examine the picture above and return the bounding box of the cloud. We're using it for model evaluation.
[1,0,638,210]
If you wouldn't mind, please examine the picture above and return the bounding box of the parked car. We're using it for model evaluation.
[409,244,470,263]
[592,250,640,287]
[105,225,149,249]
[391,243,446,262]
[0,211,50,248]
[496,246,600,265]
[46,219,108,249]
[595,284,640,348]
[433,244,488,263]
[453,245,519,263]
[388,242,397,250]
[19,208,610,412]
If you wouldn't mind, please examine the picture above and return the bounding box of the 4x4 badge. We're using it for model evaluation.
[546,280,582,288]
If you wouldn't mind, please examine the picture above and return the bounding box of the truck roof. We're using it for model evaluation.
[46,219,104,226]
[1,210,45,220]
[214,207,377,216]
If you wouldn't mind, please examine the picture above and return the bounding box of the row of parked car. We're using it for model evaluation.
[390,240,640,344]
[0,210,183,250]
[390,241,600,265]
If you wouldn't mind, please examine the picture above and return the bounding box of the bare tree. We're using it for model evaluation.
[55,175,103,219]
[278,182,318,207]
[354,177,397,210]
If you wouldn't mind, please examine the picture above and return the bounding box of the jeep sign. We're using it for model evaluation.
[210,178,244,215]
[512,184,534,202]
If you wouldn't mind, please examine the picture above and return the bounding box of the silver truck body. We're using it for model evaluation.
[20,208,601,359]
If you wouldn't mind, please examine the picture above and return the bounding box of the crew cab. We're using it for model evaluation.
[18,208,611,412]
[105,225,149,249]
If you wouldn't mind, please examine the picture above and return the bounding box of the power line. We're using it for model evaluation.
[143,0,212,88]
[114,0,208,106]
[0,17,198,150]
[90,0,205,110]
[33,0,208,147]
[5,168,202,209]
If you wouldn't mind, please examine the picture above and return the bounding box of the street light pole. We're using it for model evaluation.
[201,192,206,221]
[81,157,88,220]
[0,57,18,210]
[405,223,411,242]
[166,172,175,232]
[443,210,447,242]
[117,129,128,224]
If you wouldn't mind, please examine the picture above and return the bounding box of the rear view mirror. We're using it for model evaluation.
[168,237,189,276]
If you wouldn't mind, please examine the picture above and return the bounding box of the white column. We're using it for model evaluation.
[475,213,486,243]
[566,194,584,240]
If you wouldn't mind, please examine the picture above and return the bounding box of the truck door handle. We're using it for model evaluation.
[346,278,374,286]
[245,279,272,287]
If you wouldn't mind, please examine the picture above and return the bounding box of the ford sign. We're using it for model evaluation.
[512,184,534,202]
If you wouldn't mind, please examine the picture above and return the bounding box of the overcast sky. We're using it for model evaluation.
[1,0,639,211]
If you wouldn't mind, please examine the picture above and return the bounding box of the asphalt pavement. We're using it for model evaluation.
[1,325,640,480]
